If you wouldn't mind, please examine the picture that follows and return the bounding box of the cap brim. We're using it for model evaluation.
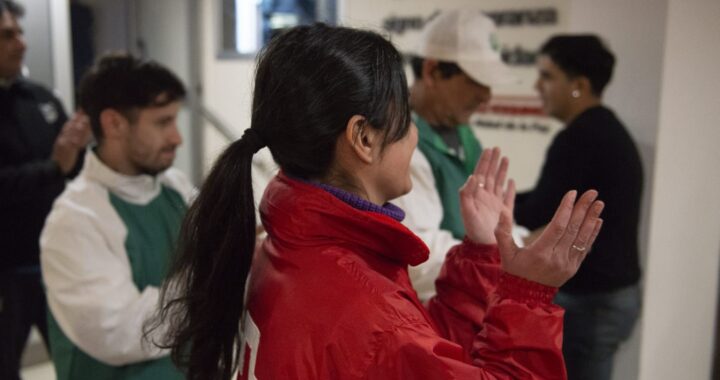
[458,60,519,87]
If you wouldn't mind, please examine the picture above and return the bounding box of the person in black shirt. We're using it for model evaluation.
[515,35,643,380]
[0,1,90,378]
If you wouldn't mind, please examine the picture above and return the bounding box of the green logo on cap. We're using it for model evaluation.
[490,33,500,52]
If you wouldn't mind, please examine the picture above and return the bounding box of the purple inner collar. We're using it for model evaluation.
[303,181,406,222]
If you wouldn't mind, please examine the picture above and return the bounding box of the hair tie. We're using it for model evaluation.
[240,128,266,154]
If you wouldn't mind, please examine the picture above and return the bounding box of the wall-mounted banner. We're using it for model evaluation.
[342,0,569,189]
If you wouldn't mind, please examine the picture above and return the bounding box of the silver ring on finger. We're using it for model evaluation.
[571,244,586,252]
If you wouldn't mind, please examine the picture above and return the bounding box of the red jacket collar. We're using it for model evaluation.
[260,173,429,266]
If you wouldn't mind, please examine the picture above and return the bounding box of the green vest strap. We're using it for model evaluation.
[414,115,482,239]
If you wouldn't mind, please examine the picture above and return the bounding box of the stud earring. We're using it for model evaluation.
[571,90,580,98]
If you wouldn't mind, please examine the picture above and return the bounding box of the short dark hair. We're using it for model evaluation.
[0,0,24,17]
[539,34,615,96]
[78,53,186,142]
[409,56,463,80]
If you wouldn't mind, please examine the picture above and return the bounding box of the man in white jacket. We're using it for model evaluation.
[40,54,194,380]
[394,10,520,300]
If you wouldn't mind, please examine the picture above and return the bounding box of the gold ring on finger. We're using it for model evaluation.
[571,244,586,252]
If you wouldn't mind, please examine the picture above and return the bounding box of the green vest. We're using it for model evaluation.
[414,114,482,239]
[48,186,186,380]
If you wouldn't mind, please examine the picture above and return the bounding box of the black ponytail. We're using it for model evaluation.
[147,130,263,380]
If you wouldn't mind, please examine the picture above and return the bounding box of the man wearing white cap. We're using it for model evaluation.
[394,9,516,300]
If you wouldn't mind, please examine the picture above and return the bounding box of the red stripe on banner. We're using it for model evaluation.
[475,95,547,116]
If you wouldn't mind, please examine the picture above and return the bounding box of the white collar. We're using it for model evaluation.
[83,149,164,205]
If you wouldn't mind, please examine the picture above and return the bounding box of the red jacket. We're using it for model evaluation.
[240,173,566,379]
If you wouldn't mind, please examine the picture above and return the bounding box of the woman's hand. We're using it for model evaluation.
[495,189,604,287]
[459,147,515,245]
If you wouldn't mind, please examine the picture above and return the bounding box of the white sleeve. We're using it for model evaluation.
[393,150,461,301]
[40,198,168,366]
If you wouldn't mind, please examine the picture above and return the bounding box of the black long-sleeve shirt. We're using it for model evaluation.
[0,79,81,271]
[515,106,643,293]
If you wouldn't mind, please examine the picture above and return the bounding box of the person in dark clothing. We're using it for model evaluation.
[514,34,643,380]
[0,1,90,378]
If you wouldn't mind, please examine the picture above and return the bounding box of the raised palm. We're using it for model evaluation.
[459,147,513,245]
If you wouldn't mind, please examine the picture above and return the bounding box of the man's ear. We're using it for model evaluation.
[344,115,379,164]
[422,59,441,86]
[99,109,128,140]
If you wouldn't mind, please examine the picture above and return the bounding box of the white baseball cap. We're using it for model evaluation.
[414,9,516,87]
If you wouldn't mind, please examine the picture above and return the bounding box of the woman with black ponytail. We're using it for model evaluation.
[149,23,605,380]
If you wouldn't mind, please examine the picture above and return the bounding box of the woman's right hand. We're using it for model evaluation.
[459,147,515,246]
[495,189,604,288]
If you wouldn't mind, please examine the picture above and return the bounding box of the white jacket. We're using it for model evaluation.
[40,151,195,366]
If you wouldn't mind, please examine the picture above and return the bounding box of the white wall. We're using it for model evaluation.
[21,0,73,110]
[639,0,720,378]
[132,0,197,181]
[49,0,73,110]
[20,0,53,87]
[199,0,256,170]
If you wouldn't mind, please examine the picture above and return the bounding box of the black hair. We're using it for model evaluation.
[77,53,186,142]
[0,0,24,17]
[540,34,616,96]
[409,56,463,80]
[149,23,411,380]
